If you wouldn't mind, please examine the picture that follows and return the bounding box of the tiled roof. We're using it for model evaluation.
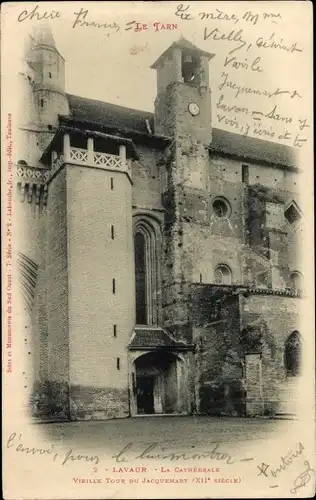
[129,326,193,350]
[208,128,296,169]
[66,93,297,168]
[151,36,215,69]
[66,93,155,136]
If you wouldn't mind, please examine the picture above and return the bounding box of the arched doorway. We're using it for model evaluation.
[284,331,301,377]
[278,331,302,416]
[133,352,181,415]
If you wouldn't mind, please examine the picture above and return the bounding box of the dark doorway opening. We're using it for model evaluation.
[136,376,154,414]
[133,351,181,415]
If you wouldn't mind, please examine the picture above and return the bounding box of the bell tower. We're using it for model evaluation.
[151,39,215,339]
[152,38,215,191]
[151,37,215,146]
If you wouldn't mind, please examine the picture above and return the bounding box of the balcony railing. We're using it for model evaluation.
[69,147,88,163]
[69,147,128,171]
[16,164,50,183]
[48,146,132,182]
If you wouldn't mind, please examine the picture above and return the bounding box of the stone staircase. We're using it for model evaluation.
[276,376,301,418]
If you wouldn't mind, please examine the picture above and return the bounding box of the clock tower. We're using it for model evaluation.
[151,37,215,190]
[151,38,215,338]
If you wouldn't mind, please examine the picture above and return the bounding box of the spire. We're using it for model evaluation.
[32,22,56,48]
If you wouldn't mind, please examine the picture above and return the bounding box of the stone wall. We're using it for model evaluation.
[192,285,301,417]
[192,286,245,416]
[132,145,164,212]
[241,292,302,415]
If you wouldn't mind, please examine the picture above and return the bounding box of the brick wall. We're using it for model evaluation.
[14,181,50,418]
[32,167,70,419]
[66,164,134,419]
[46,169,69,381]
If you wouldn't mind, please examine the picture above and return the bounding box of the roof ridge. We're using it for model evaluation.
[65,93,298,168]
[66,93,153,117]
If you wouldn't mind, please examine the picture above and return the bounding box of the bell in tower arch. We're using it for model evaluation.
[181,52,200,86]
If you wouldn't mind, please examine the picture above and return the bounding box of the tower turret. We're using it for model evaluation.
[26,23,69,146]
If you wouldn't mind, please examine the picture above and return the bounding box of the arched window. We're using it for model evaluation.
[134,232,147,325]
[290,271,303,293]
[181,52,200,86]
[133,215,161,326]
[284,332,301,376]
[214,264,232,285]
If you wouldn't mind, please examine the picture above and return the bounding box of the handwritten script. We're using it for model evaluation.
[7,432,100,466]
[7,433,251,467]
[15,2,311,150]
[290,461,314,494]
[256,442,315,494]
[174,3,309,149]
[112,442,236,464]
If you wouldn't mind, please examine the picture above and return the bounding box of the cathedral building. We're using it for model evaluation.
[15,26,303,421]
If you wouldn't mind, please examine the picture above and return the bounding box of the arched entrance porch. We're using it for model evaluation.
[130,351,190,416]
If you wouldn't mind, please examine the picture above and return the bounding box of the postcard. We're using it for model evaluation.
[1,1,315,498]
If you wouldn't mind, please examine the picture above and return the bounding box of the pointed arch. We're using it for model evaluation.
[133,214,162,325]
[284,331,301,377]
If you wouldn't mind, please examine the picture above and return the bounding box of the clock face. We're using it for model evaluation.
[188,102,200,116]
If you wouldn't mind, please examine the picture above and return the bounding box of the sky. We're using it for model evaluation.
[2,1,313,152]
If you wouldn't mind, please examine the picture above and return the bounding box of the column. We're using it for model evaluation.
[245,353,264,416]
[63,133,70,162]
[153,376,163,414]
[129,360,138,416]
[119,144,126,165]
[201,56,209,85]
[87,136,94,164]
[173,47,182,82]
